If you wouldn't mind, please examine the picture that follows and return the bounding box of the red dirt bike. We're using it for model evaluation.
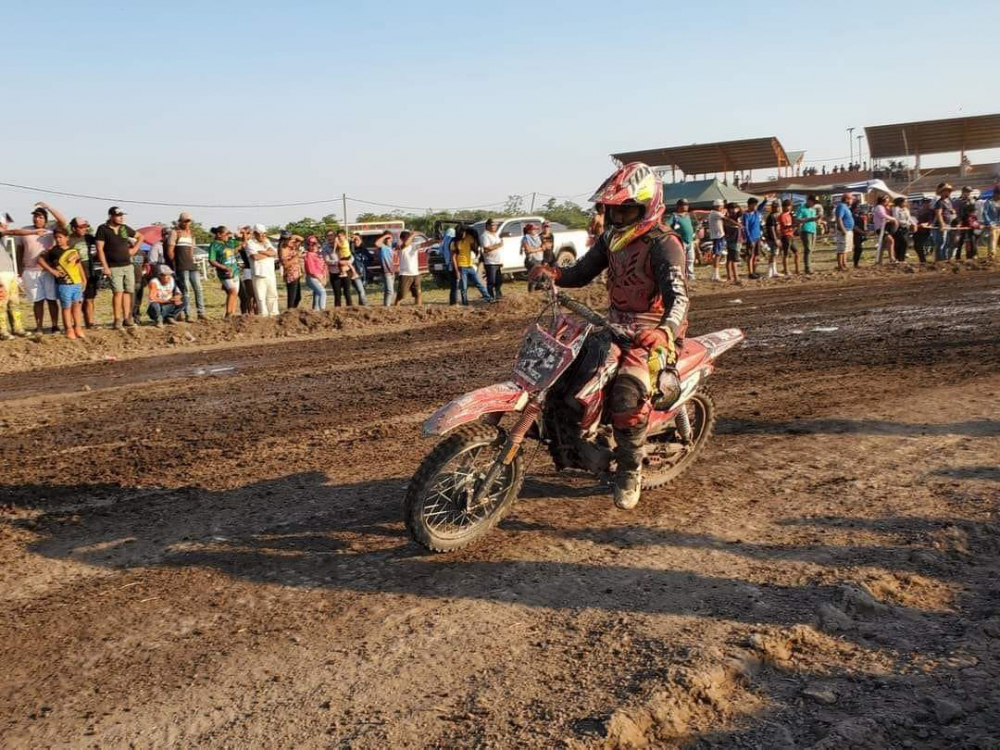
[404,286,744,552]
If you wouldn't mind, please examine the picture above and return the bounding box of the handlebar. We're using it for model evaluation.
[550,287,632,346]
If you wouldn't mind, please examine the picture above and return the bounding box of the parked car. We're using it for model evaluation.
[426,216,590,279]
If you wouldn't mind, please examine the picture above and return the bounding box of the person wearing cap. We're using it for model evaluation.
[480,219,504,300]
[539,220,556,266]
[166,211,204,321]
[932,183,957,262]
[247,224,279,316]
[0,217,27,340]
[95,206,141,329]
[706,199,732,282]
[37,225,86,339]
[955,186,978,261]
[521,223,545,291]
[833,193,855,271]
[67,218,100,327]
[146,265,186,326]
[665,199,696,280]
[9,202,67,333]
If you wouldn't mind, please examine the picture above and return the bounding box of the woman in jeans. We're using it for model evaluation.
[278,233,304,309]
[303,236,327,310]
[349,233,368,305]
[167,211,204,320]
[891,197,914,263]
[872,195,897,264]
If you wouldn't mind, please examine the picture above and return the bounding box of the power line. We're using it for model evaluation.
[0,181,346,209]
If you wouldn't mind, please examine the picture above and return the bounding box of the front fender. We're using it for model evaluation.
[423,381,529,437]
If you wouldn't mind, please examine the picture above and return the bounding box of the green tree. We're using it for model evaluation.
[268,214,341,239]
[539,200,592,229]
[190,222,213,245]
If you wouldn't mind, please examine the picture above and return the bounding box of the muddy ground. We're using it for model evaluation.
[1,266,998,748]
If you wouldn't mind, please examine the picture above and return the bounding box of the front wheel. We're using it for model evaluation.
[404,423,524,552]
[642,390,716,489]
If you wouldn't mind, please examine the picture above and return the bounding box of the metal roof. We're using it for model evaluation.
[612,137,791,174]
[865,114,1000,159]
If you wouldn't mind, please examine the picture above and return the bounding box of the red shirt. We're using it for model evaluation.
[779,212,795,237]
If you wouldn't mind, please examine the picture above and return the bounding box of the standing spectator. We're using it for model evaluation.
[833,193,855,272]
[480,219,504,300]
[323,230,353,307]
[871,195,897,264]
[588,204,605,244]
[377,232,397,306]
[236,226,257,315]
[37,225,85,339]
[167,212,203,321]
[394,230,423,305]
[207,225,241,318]
[521,223,545,291]
[707,199,727,282]
[146,265,186,326]
[0,219,27,339]
[539,220,556,266]
[335,230,358,305]
[779,199,799,275]
[440,226,458,305]
[454,226,491,304]
[741,197,764,279]
[666,199,696,280]
[912,198,934,264]
[763,200,781,278]
[984,189,1000,263]
[95,206,141,329]
[955,186,978,260]
[12,204,64,333]
[723,202,742,284]
[67,217,100,328]
[851,197,868,268]
[247,224,279,316]
[891,197,914,262]
[932,183,957,262]
[303,236,327,310]
[794,196,819,274]
[279,232,305,309]
[349,233,368,305]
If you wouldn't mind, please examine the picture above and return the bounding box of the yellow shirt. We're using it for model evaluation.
[455,237,476,268]
[47,246,84,285]
[337,237,352,260]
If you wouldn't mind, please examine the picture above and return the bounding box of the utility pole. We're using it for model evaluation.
[342,193,348,229]
[530,192,537,213]
[847,127,855,165]
[856,136,864,169]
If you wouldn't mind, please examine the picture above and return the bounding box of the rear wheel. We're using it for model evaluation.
[404,423,524,553]
[641,390,715,489]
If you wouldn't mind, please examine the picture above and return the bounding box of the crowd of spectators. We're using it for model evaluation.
[0,190,997,340]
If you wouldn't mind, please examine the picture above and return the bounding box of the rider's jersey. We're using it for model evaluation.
[557,226,689,337]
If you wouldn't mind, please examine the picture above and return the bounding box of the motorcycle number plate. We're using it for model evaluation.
[513,327,571,389]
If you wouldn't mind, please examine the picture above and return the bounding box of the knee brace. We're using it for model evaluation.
[609,374,651,431]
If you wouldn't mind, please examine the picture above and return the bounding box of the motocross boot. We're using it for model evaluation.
[613,427,644,510]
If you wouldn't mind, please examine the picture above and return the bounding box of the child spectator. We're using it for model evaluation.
[37,225,86,339]
[147,265,186,326]
[207,226,241,318]
[779,200,799,275]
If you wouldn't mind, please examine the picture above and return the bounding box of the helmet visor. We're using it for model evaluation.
[606,203,644,228]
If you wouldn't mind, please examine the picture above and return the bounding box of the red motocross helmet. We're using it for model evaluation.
[590,162,664,253]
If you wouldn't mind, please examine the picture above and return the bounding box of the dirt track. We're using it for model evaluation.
[2,267,999,748]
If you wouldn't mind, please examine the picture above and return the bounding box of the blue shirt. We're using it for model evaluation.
[379,244,394,273]
[984,199,1000,226]
[440,229,454,268]
[834,202,855,231]
[741,209,762,243]
[795,205,818,234]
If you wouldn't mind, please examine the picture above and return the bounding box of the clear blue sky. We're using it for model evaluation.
[2,0,998,228]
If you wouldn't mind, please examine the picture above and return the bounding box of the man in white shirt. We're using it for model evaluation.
[247,224,279,316]
[394,231,423,305]
[480,219,504,300]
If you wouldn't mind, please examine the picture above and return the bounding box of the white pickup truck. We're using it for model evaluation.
[429,216,591,276]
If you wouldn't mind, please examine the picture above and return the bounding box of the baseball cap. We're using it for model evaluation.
[158,264,174,276]
[252,223,267,234]
[108,206,127,216]
[961,185,972,193]
[712,199,724,208]
[179,211,193,221]
[69,216,90,229]
[31,206,48,218]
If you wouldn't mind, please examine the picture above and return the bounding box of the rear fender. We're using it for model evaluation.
[422,381,529,437]
[694,328,745,360]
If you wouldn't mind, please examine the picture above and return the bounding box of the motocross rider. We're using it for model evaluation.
[529,162,689,510]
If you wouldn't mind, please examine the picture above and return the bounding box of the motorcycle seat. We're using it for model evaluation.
[675,339,710,376]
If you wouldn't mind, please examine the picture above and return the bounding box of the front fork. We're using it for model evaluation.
[468,396,542,509]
